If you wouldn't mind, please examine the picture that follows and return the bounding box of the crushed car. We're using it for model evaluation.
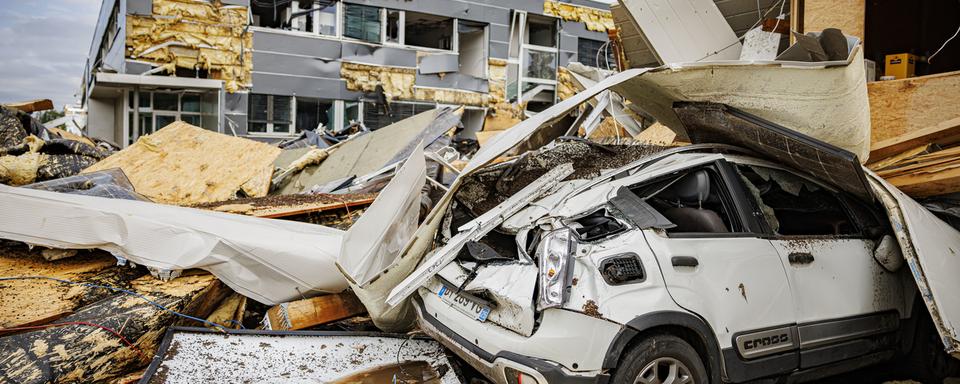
[397,102,960,384]
[328,36,960,384]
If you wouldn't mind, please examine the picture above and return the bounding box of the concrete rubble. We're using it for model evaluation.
[3,0,960,383]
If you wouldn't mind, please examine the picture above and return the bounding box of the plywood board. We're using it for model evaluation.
[869,117,960,162]
[869,71,960,144]
[803,0,864,39]
[83,122,281,205]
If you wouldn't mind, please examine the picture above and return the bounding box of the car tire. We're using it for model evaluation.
[611,334,708,384]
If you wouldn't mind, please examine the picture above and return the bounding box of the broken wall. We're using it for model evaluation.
[126,0,252,92]
[543,1,615,32]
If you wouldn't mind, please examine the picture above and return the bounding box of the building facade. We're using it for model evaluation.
[82,0,615,146]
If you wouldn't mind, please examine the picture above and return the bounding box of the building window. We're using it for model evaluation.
[343,3,381,43]
[362,101,435,130]
[252,0,338,36]
[125,91,213,145]
[295,97,335,132]
[384,9,402,44]
[525,15,557,48]
[248,94,293,134]
[524,50,558,80]
[404,11,454,50]
[578,38,614,69]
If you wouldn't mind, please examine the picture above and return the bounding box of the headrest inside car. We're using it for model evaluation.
[662,170,711,205]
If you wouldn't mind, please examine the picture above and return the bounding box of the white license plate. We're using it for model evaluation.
[438,285,491,322]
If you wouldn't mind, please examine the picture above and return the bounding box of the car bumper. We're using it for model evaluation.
[415,288,620,384]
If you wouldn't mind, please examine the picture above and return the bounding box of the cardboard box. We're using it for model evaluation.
[885,53,917,79]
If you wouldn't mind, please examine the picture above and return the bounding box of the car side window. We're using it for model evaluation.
[632,167,741,234]
[735,164,858,237]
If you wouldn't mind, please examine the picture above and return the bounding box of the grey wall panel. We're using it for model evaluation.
[341,42,417,67]
[559,51,577,67]
[343,0,510,25]
[224,92,248,114]
[221,0,249,5]
[489,24,509,45]
[490,41,508,59]
[252,73,361,100]
[124,60,152,75]
[225,114,248,136]
[126,0,151,15]
[560,0,613,10]
[419,54,460,74]
[559,31,579,51]
[253,51,342,79]
[560,20,607,40]
[253,31,342,59]
[416,73,489,93]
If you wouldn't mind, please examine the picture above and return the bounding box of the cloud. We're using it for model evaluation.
[0,2,99,109]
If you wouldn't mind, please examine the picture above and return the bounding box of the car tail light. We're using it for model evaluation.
[505,367,540,384]
[537,228,575,310]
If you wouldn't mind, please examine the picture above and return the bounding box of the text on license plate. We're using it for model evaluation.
[438,285,490,322]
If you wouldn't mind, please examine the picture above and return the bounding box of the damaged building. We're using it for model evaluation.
[81,0,618,146]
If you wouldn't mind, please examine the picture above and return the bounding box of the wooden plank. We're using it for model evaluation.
[869,71,960,144]
[3,99,54,113]
[887,165,960,198]
[83,122,282,205]
[868,144,936,172]
[869,117,960,162]
[0,273,223,383]
[803,0,864,38]
[264,292,366,331]
[255,197,376,218]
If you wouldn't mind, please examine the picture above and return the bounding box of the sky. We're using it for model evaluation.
[0,0,100,109]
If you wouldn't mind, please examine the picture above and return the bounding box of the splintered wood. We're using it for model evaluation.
[264,292,366,331]
[83,122,281,205]
[869,118,960,197]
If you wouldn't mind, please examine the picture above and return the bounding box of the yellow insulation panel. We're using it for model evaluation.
[544,1,615,32]
[126,0,252,92]
[556,67,577,101]
[340,62,416,100]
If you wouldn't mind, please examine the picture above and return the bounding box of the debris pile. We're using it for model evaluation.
[4,0,960,382]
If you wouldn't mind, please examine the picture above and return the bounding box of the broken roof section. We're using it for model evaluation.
[83,122,281,205]
[274,106,462,194]
[0,184,347,304]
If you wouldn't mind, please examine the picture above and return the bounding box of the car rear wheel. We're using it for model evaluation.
[612,334,708,384]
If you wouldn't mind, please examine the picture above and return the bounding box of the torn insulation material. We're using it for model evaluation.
[126,0,252,92]
[544,1,616,32]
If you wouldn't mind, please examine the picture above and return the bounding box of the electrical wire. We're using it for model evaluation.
[929,22,960,63]
[2,321,148,359]
[694,0,787,62]
[0,276,229,332]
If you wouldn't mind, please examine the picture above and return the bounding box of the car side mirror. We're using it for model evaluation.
[873,235,904,272]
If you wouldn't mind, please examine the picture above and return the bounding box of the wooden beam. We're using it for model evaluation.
[3,99,54,113]
[887,164,960,198]
[869,117,960,162]
[264,292,366,331]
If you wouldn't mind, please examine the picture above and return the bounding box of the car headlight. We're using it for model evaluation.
[537,228,576,310]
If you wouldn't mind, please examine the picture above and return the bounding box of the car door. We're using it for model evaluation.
[636,161,799,381]
[732,162,907,369]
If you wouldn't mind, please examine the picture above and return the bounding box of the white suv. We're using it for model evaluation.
[408,103,960,384]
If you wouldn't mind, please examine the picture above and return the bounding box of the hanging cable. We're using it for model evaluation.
[694,0,786,62]
[0,276,228,332]
[930,22,960,63]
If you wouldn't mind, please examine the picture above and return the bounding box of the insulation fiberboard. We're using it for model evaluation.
[83,122,281,205]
